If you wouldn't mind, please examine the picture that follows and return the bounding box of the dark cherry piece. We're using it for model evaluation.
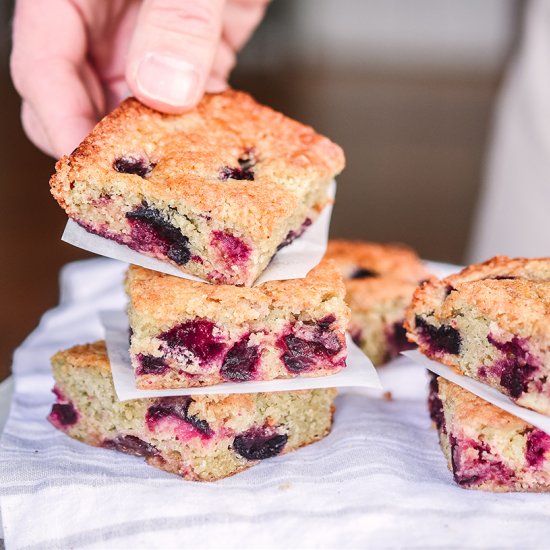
[103,435,159,458]
[449,435,513,487]
[318,314,336,330]
[350,329,362,348]
[280,316,342,373]
[126,203,190,265]
[50,403,78,426]
[219,166,254,181]
[415,315,461,355]
[277,218,313,251]
[136,354,169,376]
[233,426,288,460]
[428,374,446,433]
[443,284,455,297]
[113,155,156,178]
[220,337,260,382]
[487,335,539,399]
[525,429,550,468]
[350,268,378,279]
[282,336,317,372]
[211,231,251,265]
[219,149,257,181]
[159,320,225,366]
[386,321,415,359]
[146,398,212,437]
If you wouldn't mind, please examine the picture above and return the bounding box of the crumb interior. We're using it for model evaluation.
[50,347,336,481]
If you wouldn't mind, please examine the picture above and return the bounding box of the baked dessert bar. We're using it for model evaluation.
[325,240,430,365]
[50,90,345,286]
[429,375,550,492]
[49,341,336,481]
[407,256,550,414]
[125,260,350,389]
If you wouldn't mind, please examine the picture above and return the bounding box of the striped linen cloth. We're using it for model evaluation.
[1,258,550,549]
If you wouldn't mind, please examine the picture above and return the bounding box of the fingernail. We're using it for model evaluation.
[136,53,200,107]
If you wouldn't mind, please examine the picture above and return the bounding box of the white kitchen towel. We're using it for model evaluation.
[2,258,550,550]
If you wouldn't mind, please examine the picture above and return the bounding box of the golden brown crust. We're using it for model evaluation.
[50,91,345,240]
[325,239,430,284]
[326,239,428,322]
[344,277,419,311]
[51,341,111,373]
[125,258,348,326]
[405,256,550,342]
[323,240,429,365]
[437,377,527,432]
[443,256,550,285]
[433,377,550,492]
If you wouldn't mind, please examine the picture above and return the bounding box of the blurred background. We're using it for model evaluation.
[0,0,523,381]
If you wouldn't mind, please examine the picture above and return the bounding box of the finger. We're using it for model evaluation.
[126,0,225,113]
[105,75,132,112]
[205,0,268,92]
[206,40,235,91]
[205,75,229,94]
[84,0,140,109]
[16,58,98,158]
[222,0,269,51]
[11,0,102,157]
[21,101,54,156]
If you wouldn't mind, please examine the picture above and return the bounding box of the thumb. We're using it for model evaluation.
[126,0,225,113]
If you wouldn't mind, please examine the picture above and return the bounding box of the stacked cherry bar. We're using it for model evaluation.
[125,261,350,389]
[325,240,430,366]
[50,90,345,287]
[406,256,550,492]
[48,341,337,482]
[47,90,350,480]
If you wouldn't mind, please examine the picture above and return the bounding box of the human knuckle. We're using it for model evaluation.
[146,0,220,39]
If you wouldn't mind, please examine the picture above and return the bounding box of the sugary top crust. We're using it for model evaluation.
[344,277,419,310]
[408,256,550,339]
[126,259,347,324]
[325,239,430,283]
[50,91,345,239]
[51,341,111,373]
[325,239,429,308]
[442,256,550,284]
[437,376,527,431]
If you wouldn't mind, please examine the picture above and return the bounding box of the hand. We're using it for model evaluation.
[11,0,268,158]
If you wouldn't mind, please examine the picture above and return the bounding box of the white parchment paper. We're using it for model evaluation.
[100,310,382,401]
[403,349,550,434]
[62,182,336,286]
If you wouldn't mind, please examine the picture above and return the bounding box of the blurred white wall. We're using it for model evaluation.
[242,0,519,73]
